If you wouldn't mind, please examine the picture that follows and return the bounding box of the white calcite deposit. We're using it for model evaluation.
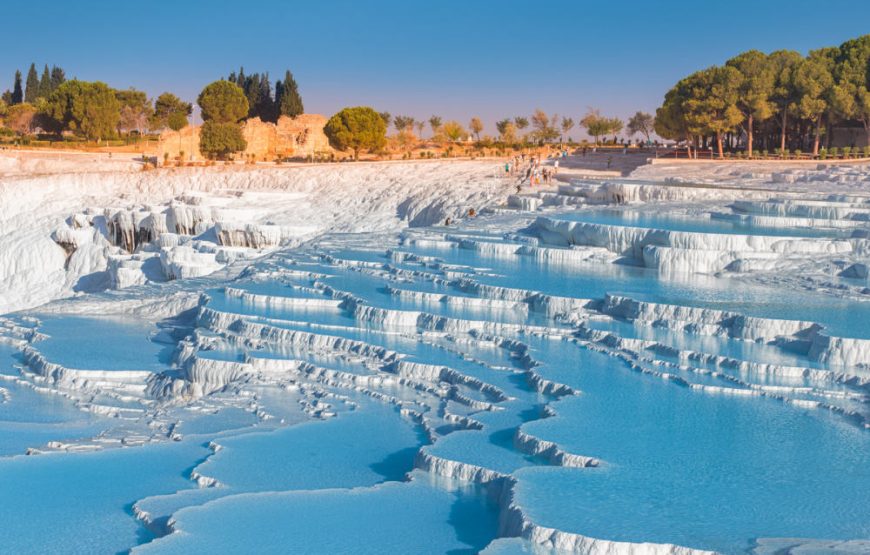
[0,156,512,314]
[3,153,870,555]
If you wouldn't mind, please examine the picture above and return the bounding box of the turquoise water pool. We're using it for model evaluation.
[1,200,868,554]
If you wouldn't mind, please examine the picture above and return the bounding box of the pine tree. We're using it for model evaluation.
[50,66,65,91]
[24,64,39,103]
[11,70,23,104]
[197,80,248,123]
[151,92,192,130]
[278,70,303,118]
[38,64,51,99]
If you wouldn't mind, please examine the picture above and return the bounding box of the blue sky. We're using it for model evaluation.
[3,0,869,134]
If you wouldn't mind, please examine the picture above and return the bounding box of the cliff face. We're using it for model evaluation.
[158,114,334,162]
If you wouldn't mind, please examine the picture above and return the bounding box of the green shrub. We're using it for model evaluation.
[863,146,870,158]
[761,149,768,158]
[843,146,852,158]
[830,147,839,157]
[819,148,827,159]
[199,121,246,159]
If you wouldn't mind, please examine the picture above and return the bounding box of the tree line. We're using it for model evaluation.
[2,62,667,160]
[318,107,657,162]
[225,68,303,122]
[0,64,304,143]
[655,34,870,158]
[1,63,67,105]
[377,108,654,147]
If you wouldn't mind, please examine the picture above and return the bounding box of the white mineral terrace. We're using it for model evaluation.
[1,153,870,554]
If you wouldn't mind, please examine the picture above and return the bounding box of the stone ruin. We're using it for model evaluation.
[158,114,334,162]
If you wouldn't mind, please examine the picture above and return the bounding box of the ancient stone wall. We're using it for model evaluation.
[242,117,279,161]
[158,114,333,162]
[276,114,333,158]
[157,125,202,162]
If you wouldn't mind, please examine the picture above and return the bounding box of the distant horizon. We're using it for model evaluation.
[4,0,870,137]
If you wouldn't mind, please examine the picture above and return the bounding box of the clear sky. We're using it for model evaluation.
[3,0,869,135]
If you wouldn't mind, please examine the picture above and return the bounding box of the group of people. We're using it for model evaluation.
[504,152,562,190]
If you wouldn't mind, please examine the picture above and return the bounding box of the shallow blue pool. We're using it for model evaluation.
[34,315,172,371]
[552,208,858,238]
[518,337,870,553]
[2,199,869,554]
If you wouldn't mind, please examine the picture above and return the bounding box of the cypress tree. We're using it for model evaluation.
[256,72,278,122]
[245,73,261,118]
[274,80,284,109]
[50,66,65,91]
[278,70,303,118]
[11,70,23,104]
[38,64,51,99]
[259,73,272,103]
[24,64,39,103]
